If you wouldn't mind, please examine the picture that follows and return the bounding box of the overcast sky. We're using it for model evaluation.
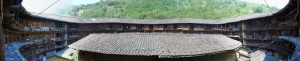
[22,0,289,14]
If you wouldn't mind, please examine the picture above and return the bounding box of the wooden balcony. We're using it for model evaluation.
[245,43,293,55]
[193,28,205,31]
[279,19,299,28]
[30,37,65,45]
[211,27,241,31]
[3,20,25,31]
[243,35,276,40]
[67,35,83,40]
[72,28,110,31]
[224,35,240,38]
[19,39,66,60]
[3,13,15,18]
[50,27,67,32]
[23,27,67,33]
[3,5,21,11]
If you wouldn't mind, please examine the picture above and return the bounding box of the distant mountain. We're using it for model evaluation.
[60,0,278,19]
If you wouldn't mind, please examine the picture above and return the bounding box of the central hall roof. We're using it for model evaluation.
[68,33,242,58]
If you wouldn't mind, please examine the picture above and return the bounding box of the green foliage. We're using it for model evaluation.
[66,0,279,19]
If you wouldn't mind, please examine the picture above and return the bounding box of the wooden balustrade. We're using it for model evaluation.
[19,39,65,60]
[280,19,299,28]
[1,2,298,60]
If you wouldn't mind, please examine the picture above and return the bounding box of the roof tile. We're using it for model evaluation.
[68,33,242,58]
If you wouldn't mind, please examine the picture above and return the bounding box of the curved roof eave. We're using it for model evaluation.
[25,12,273,24]
[271,0,292,15]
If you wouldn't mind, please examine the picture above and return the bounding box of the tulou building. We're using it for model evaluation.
[1,0,300,61]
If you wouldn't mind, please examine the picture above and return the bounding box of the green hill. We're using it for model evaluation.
[65,0,278,19]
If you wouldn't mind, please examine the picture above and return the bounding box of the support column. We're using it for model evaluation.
[241,21,246,44]
[64,23,68,46]
[274,51,280,59]
[0,0,5,61]
[299,26,300,37]
[298,0,300,37]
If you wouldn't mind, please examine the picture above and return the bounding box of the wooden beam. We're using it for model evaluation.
[285,8,297,18]
[293,9,299,20]
[3,5,22,11]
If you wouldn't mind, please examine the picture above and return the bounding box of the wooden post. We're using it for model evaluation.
[241,21,246,44]
[64,23,68,46]
[298,0,300,37]
[0,0,5,61]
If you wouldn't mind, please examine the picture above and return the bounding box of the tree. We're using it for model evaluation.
[65,0,279,19]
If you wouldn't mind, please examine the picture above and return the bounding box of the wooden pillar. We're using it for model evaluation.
[241,21,246,44]
[299,26,300,37]
[274,51,280,59]
[64,23,68,46]
[0,0,5,60]
[298,0,300,37]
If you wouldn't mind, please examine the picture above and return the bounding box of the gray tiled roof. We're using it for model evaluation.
[68,33,242,58]
[29,12,273,24]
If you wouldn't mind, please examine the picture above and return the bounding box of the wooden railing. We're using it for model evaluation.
[24,27,67,32]
[244,35,277,40]
[245,43,294,55]
[211,27,241,31]
[19,38,66,60]
[279,19,299,28]
[68,27,242,32]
